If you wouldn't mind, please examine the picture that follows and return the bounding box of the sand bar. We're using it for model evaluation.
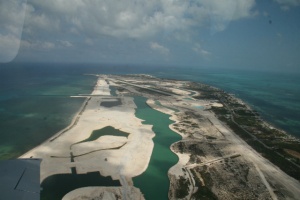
[20,75,155,199]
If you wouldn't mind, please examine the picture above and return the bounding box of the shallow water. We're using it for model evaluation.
[0,64,97,160]
[133,96,181,200]
[153,68,300,138]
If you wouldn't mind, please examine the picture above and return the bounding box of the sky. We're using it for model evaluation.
[1,0,300,70]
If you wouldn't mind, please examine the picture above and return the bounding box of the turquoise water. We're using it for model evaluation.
[0,63,299,159]
[0,64,97,160]
[153,68,300,138]
[183,97,194,100]
[133,96,181,200]
[195,106,204,109]
[0,63,299,199]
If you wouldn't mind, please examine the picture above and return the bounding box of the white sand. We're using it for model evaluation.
[20,76,155,184]
[146,89,300,198]
[19,75,300,199]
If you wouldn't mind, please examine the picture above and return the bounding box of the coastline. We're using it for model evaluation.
[19,96,91,159]
[17,74,300,199]
[112,74,300,199]
[20,75,158,199]
[151,90,300,199]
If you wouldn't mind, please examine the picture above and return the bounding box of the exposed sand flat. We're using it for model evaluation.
[72,136,128,156]
[112,74,300,199]
[170,88,190,96]
[19,74,300,199]
[146,99,174,115]
[20,76,155,185]
[92,79,111,95]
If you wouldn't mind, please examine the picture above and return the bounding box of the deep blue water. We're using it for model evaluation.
[0,63,299,160]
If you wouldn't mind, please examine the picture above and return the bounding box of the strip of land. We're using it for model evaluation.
[20,74,300,200]
[109,74,300,200]
[20,76,154,199]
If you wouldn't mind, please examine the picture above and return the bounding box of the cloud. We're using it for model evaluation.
[22,3,61,37]
[0,34,22,62]
[189,0,257,32]
[21,40,55,50]
[150,42,170,56]
[274,0,300,10]
[193,43,211,57]
[1,0,258,63]
[0,0,27,62]
[59,40,73,47]
[24,0,256,39]
[21,39,72,50]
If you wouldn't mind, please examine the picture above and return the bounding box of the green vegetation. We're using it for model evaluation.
[212,108,300,180]
[211,106,229,115]
[189,154,201,164]
[190,168,217,200]
[175,176,190,198]
[188,144,205,156]
[186,83,300,181]
[154,87,178,95]
[173,141,205,157]
[234,109,256,116]
[136,88,170,96]
[206,136,217,140]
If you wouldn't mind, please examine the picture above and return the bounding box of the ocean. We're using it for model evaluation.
[0,63,299,160]
[153,67,300,139]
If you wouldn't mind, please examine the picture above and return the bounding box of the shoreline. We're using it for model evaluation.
[18,96,91,159]
[156,93,300,199]
[20,76,155,198]
[112,74,300,199]
[18,75,100,160]
[229,93,300,140]
[17,74,300,199]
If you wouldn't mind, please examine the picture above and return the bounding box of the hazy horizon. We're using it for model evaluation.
[1,0,300,71]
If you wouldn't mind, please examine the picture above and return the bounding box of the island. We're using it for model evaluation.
[20,74,300,200]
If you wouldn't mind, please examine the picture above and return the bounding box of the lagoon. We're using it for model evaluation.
[133,96,181,200]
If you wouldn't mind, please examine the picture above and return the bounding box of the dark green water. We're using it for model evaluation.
[133,96,181,200]
[41,172,120,200]
[109,86,118,96]
[75,126,129,144]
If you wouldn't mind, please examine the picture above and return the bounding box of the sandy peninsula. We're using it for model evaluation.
[20,74,300,200]
[20,75,154,199]
[108,74,300,200]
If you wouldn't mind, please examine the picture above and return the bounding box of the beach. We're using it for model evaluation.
[19,74,300,199]
[109,74,300,200]
[20,75,154,199]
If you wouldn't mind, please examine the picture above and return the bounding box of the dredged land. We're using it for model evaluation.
[21,74,300,200]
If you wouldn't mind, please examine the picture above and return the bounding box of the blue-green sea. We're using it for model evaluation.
[154,68,300,138]
[1,63,299,199]
[0,63,299,161]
